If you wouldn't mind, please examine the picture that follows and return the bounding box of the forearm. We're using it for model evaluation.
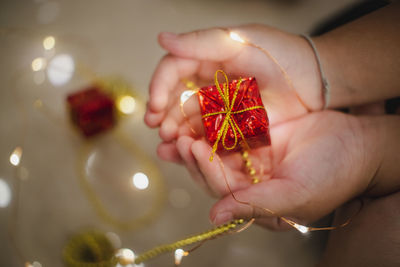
[313,3,400,108]
[361,115,400,196]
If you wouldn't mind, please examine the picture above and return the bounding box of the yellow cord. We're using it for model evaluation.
[77,128,166,232]
[132,219,246,264]
[201,70,265,161]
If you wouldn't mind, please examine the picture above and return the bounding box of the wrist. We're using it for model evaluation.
[361,115,400,196]
[291,35,326,111]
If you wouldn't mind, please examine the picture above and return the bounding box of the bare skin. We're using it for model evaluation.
[145,2,400,265]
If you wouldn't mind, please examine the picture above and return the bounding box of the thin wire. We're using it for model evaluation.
[33,94,167,232]
[133,219,251,265]
[179,41,360,232]
[220,27,312,113]
[77,131,166,231]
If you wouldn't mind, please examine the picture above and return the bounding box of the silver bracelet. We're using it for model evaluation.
[301,35,330,109]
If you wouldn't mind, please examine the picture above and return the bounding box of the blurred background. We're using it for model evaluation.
[0,0,360,266]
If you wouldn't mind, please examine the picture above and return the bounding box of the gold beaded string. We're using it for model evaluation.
[241,150,261,184]
[178,29,362,234]
[216,154,362,234]
[77,128,166,232]
[181,75,359,234]
[33,79,167,232]
[113,218,255,266]
[180,78,264,185]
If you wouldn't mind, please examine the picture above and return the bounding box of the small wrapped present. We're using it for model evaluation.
[198,70,270,160]
[67,86,116,137]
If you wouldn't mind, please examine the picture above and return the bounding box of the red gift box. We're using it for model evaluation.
[67,86,116,137]
[198,72,270,158]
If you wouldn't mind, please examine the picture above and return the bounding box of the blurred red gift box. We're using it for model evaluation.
[67,86,115,137]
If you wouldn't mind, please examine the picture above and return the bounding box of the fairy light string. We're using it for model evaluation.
[178,30,361,236]
[5,30,166,266]
[77,128,166,232]
[115,218,254,265]
[4,26,363,267]
[227,29,311,113]
[122,31,364,266]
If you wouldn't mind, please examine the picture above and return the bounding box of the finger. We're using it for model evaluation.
[176,136,215,196]
[158,29,242,61]
[148,55,199,116]
[177,112,203,137]
[156,142,182,164]
[209,178,306,225]
[191,140,251,197]
[159,95,201,142]
[144,111,165,129]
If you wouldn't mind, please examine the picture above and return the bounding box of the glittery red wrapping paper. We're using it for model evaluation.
[67,86,115,137]
[198,77,271,153]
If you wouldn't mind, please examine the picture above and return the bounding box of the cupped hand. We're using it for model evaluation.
[145,25,324,163]
[173,111,381,230]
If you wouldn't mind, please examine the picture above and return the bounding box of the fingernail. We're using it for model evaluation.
[212,212,233,225]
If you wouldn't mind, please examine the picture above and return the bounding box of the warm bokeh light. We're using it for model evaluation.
[10,146,23,166]
[229,31,245,44]
[43,36,55,50]
[0,179,11,208]
[31,57,46,72]
[117,95,136,114]
[47,54,75,86]
[132,172,149,190]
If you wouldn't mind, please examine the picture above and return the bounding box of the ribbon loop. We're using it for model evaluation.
[204,70,264,161]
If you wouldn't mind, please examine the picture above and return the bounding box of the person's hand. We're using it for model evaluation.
[145,25,324,163]
[174,111,383,230]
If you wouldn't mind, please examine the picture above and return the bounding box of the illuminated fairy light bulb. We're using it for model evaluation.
[116,248,135,266]
[117,95,136,114]
[180,90,196,106]
[229,31,246,44]
[132,172,149,190]
[10,146,23,166]
[293,223,309,234]
[174,249,188,265]
[43,36,55,50]
[31,57,47,71]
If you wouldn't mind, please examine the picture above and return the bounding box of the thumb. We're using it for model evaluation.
[209,179,304,226]
[158,28,242,61]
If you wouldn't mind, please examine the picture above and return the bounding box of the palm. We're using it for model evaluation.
[200,111,374,229]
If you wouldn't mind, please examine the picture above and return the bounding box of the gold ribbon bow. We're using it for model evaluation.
[203,70,265,161]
